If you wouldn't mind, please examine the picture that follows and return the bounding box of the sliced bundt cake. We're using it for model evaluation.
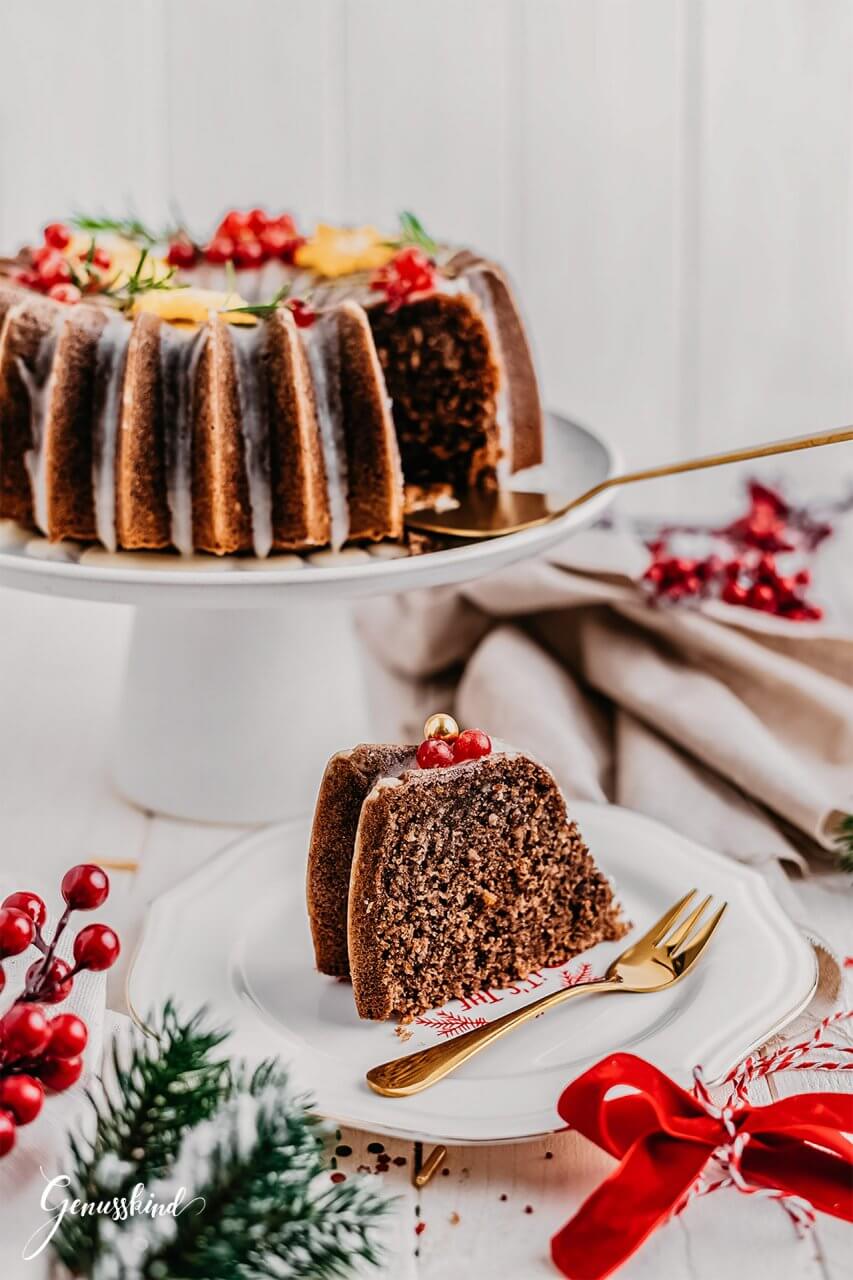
[0,211,543,556]
[307,717,625,1021]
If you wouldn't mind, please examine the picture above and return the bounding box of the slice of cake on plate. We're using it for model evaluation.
[307,715,625,1020]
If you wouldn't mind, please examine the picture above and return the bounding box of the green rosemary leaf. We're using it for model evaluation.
[225,282,291,318]
[397,209,438,256]
[71,213,161,245]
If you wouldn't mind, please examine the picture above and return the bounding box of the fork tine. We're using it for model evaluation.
[621,889,697,955]
[671,903,727,971]
[664,895,712,953]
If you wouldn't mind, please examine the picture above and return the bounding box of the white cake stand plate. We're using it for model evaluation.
[0,414,618,822]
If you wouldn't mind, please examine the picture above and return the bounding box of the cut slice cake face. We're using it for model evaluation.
[307,743,625,1021]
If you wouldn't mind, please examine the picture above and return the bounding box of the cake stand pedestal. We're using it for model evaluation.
[0,414,617,824]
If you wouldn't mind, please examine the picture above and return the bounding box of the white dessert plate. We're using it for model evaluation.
[127,803,817,1145]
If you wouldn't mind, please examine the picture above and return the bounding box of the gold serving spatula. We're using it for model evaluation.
[404,425,853,539]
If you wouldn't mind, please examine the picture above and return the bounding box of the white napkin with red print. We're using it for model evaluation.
[358,527,853,871]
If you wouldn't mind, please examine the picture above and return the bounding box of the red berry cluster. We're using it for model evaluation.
[641,482,826,620]
[370,247,437,312]
[172,208,305,270]
[13,222,110,306]
[417,728,492,769]
[0,864,121,1158]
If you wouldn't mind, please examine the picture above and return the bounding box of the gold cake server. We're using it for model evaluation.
[367,890,725,1097]
[405,424,853,539]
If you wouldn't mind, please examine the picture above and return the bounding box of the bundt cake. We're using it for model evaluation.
[307,715,625,1021]
[0,211,542,556]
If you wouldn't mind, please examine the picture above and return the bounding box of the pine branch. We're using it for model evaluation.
[52,1002,231,1273]
[52,1006,392,1280]
[139,1067,390,1280]
[836,813,853,873]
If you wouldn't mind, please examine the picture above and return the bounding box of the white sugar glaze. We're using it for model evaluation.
[17,306,65,536]
[91,314,131,551]
[159,323,206,555]
[303,313,350,551]
[231,324,273,558]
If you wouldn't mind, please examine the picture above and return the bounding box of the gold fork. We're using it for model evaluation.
[366,889,726,1097]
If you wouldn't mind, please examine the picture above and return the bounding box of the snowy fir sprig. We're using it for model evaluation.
[52,1003,391,1279]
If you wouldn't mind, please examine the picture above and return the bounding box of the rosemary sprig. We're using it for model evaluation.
[101,247,186,311]
[71,213,163,245]
[224,282,292,318]
[396,209,438,256]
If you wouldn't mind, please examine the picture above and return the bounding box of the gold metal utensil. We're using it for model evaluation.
[405,425,853,538]
[366,889,726,1097]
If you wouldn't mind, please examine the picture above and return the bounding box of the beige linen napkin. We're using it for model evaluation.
[357,528,853,871]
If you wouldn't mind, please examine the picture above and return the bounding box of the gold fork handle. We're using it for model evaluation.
[365,978,623,1097]
[563,424,853,515]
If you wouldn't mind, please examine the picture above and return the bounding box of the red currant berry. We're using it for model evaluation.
[722,581,748,606]
[258,225,293,258]
[0,1075,44,1125]
[247,207,268,234]
[2,892,46,929]
[453,729,492,763]
[61,864,109,911]
[234,238,265,268]
[166,239,197,269]
[0,1111,16,1157]
[14,268,41,290]
[47,1014,88,1059]
[44,222,71,250]
[221,210,251,239]
[748,583,777,612]
[724,560,742,580]
[287,298,317,328]
[416,739,455,769]
[36,251,72,289]
[794,569,811,586]
[38,1055,84,1094]
[73,924,120,972]
[0,907,35,958]
[205,235,236,264]
[26,957,73,1004]
[48,283,82,305]
[0,1004,50,1058]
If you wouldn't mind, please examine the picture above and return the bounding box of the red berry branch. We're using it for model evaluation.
[0,864,121,1158]
[640,479,850,619]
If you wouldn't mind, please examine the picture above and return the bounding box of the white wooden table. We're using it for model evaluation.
[0,484,850,1280]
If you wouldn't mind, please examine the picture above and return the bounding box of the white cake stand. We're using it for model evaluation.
[0,414,618,823]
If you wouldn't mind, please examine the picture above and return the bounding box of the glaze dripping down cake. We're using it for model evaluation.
[307,719,625,1021]
[0,211,542,556]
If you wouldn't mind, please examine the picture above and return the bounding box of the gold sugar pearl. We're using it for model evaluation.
[423,712,460,741]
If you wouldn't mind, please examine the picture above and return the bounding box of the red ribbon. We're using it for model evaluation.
[551,1053,853,1280]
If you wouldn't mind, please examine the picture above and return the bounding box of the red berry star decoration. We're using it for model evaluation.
[0,865,121,1158]
[640,480,833,620]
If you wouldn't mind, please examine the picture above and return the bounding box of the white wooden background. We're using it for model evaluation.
[1,0,852,503]
[0,6,851,1277]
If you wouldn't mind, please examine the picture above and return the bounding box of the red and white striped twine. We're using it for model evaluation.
[680,1009,852,1235]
